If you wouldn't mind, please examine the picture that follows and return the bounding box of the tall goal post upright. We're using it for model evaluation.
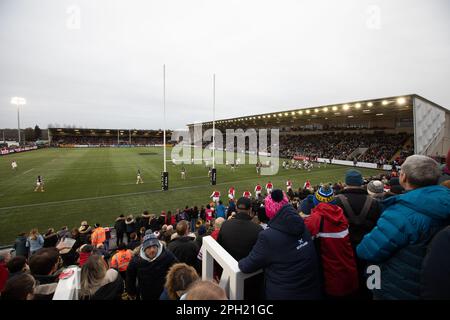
[211,74,217,185]
[161,64,169,191]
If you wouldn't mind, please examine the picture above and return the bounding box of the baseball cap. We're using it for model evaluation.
[236,197,251,210]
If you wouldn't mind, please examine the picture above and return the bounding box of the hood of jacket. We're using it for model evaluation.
[139,243,163,262]
[383,185,450,221]
[311,202,347,227]
[268,204,305,237]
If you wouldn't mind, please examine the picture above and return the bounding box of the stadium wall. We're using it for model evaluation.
[413,96,450,157]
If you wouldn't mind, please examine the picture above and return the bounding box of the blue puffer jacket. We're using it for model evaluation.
[357,185,450,300]
[238,204,322,300]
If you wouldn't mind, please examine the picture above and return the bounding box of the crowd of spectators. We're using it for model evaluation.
[52,136,164,147]
[279,132,412,163]
[1,152,449,300]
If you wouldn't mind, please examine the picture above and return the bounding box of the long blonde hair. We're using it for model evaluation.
[80,254,107,298]
[29,229,39,241]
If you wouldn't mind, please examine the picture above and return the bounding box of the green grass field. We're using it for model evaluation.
[0,147,383,245]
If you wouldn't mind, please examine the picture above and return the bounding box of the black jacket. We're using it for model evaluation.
[167,236,199,269]
[218,212,263,261]
[114,218,126,234]
[238,204,322,300]
[126,248,177,300]
[335,188,381,247]
[421,226,450,300]
[83,275,124,300]
[13,236,28,257]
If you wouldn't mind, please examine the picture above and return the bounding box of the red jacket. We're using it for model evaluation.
[304,202,358,296]
[0,262,9,293]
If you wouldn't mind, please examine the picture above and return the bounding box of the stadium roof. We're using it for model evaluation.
[188,94,448,128]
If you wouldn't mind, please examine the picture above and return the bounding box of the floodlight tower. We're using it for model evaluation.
[11,97,26,145]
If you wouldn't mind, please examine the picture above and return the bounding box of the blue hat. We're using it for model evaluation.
[197,225,207,236]
[142,233,160,250]
[345,169,363,186]
[300,194,315,215]
[313,186,335,206]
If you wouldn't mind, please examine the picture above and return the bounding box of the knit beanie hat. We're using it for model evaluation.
[264,189,289,220]
[345,169,363,186]
[313,186,335,206]
[367,180,384,195]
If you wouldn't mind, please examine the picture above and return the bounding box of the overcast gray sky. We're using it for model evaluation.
[1,0,449,130]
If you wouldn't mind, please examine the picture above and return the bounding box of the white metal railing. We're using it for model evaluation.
[53,266,81,300]
[201,236,262,300]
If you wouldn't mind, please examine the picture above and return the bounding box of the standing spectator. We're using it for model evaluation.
[139,211,152,231]
[218,197,263,300]
[1,273,36,300]
[210,217,225,240]
[238,190,322,300]
[227,199,236,219]
[421,226,450,299]
[91,223,106,249]
[357,155,450,300]
[383,177,405,199]
[0,249,11,292]
[125,215,136,241]
[160,263,200,300]
[190,207,199,232]
[167,221,199,270]
[26,229,44,255]
[110,243,133,280]
[7,256,30,278]
[79,255,123,300]
[43,228,58,248]
[205,204,214,223]
[13,232,29,258]
[126,234,178,300]
[199,205,206,222]
[215,201,226,219]
[127,232,140,251]
[335,169,381,299]
[148,214,160,232]
[366,180,385,201]
[114,215,126,247]
[304,186,358,299]
[166,211,176,227]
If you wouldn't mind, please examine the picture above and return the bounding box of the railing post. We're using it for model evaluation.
[202,244,214,281]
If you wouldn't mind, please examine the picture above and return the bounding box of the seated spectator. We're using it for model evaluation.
[357,155,450,300]
[1,273,36,300]
[183,280,228,300]
[79,254,123,300]
[7,256,30,278]
[43,228,59,248]
[160,263,199,300]
[126,233,178,300]
[239,190,322,300]
[256,206,269,230]
[304,186,358,299]
[28,248,61,299]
